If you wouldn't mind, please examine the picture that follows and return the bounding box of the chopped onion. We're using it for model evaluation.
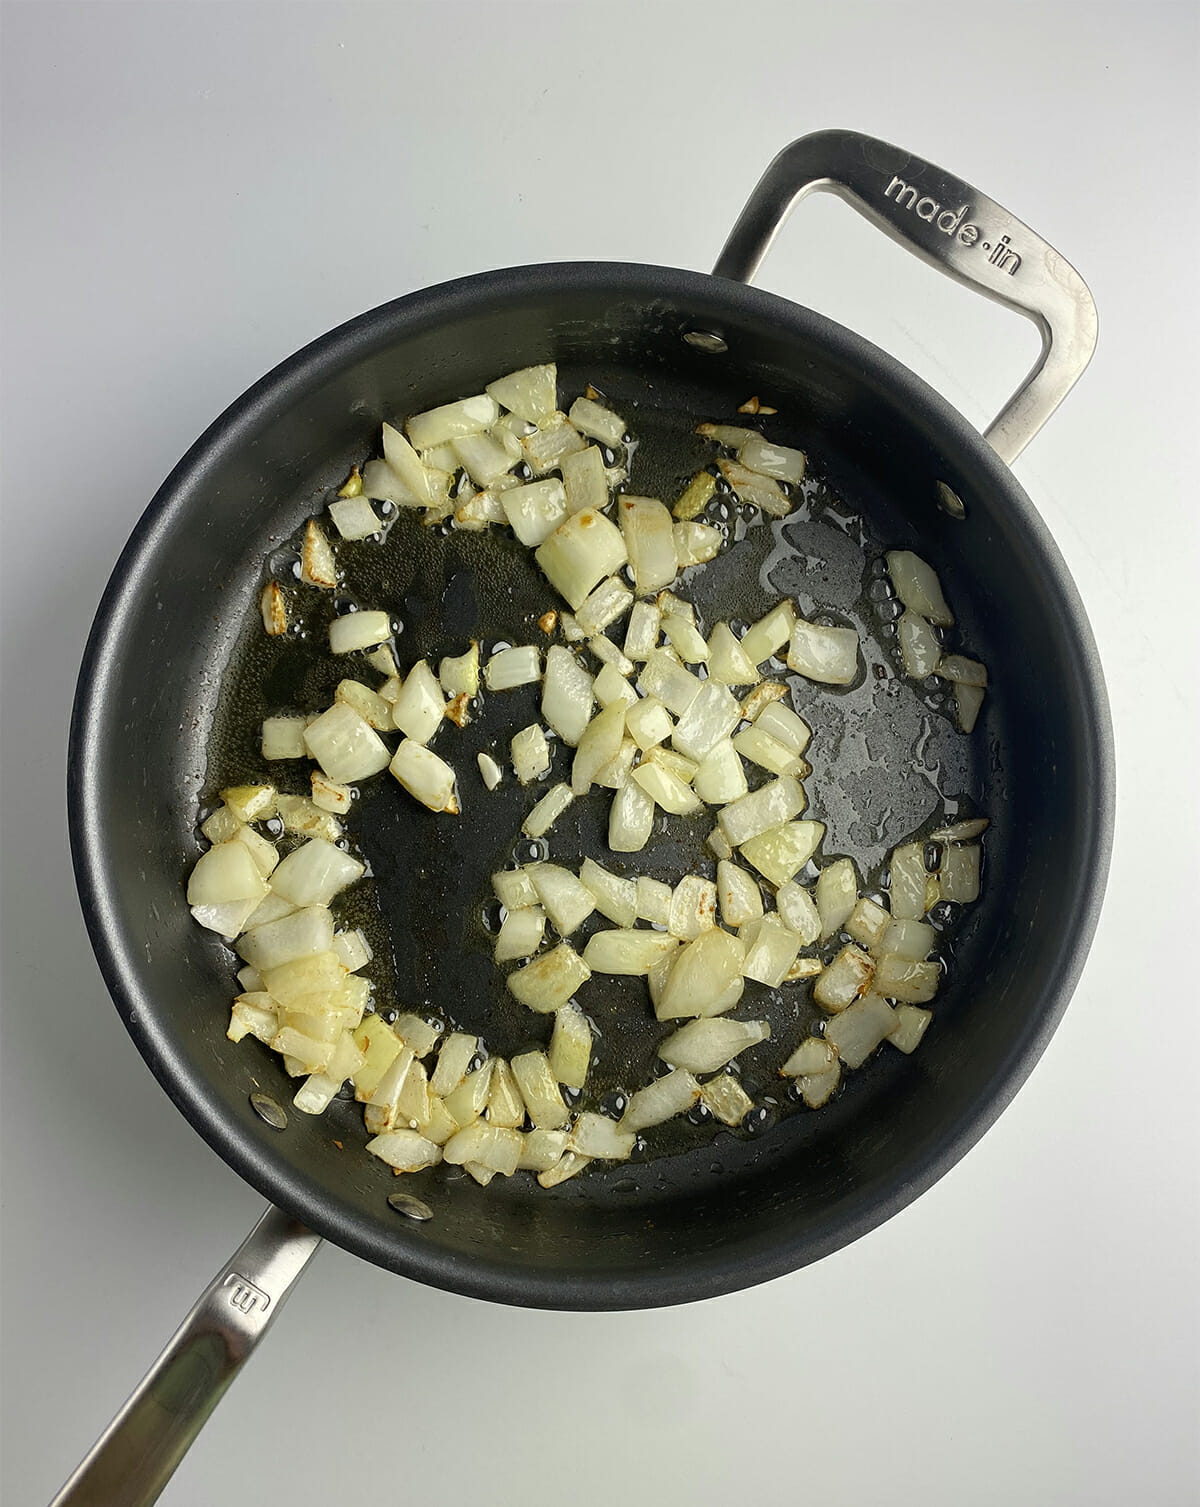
[754,699,811,754]
[352,1016,404,1100]
[799,1062,841,1108]
[617,495,677,595]
[719,776,807,847]
[717,861,764,928]
[656,927,746,1019]
[275,793,343,844]
[522,415,587,475]
[537,1151,591,1187]
[230,823,278,878]
[898,610,941,677]
[561,445,609,516]
[187,841,269,909]
[497,477,566,546]
[300,518,338,588]
[732,724,804,777]
[260,580,289,636]
[366,1128,442,1173]
[486,365,558,426]
[511,724,550,785]
[706,622,757,685]
[191,898,259,937]
[576,578,634,637]
[444,1121,522,1175]
[885,550,954,626]
[787,619,859,685]
[824,994,897,1068]
[594,736,638,790]
[637,650,702,717]
[668,875,718,940]
[393,1013,441,1059]
[329,610,391,655]
[511,1050,569,1129]
[888,842,928,920]
[228,994,278,1044]
[693,739,749,805]
[578,858,638,927]
[494,905,546,962]
[568,1112,635,1161]
[931,817,988,842]
[528,864,596,935]
[443,1063,496,1130]
[389,739,458,813]
[881,918,935,960]
[438,643,480,698]
[739,602,796,667]
[636,875,673,925]
[670,680,741,762]
[699,1073,754,1127]
[449,430,511,489]
[623,600,661,662]
[739,681,788,722]
[572,701,626,794]
[406,393,498,450]
[813,944,875,1011]
[742,915,801,987]
[576,922,673,976]
[845,896,891,952]
[609,777,654,851]
[674,521,723,568]
[696,421,761,449]
[737,433,806,485]
[270,837,364,910]
[484,1059,526,1127]
[485,644,541,691]
[548,1005,592,1090]
[716,459,791,517]
[661,613,710,664]
[625,695,673,751]
[477,751,503,790]
[360,457,416,507]
[429,1031,478,1097]
[939,654,987,687]
[888,1004,933,1054]
[328,494,380,541]
[542,646,594,745]
[567,395,626,448]
[815,858,858,939]
[594,663,638,710]
[780,1036,837,1077]
[658,1017,770,1074]
[220,784,276,823]
[335,678,393,730]
[237,906,334,972]
[621,1069,700,1132]
[954,682,985,733]
[517,1127,570,1171]
[304,702,391,783]
[493,868,538,909]
[390,662,447,741]
[535,508,628,610]
[672,470,718,522]
[331,927,372,973]
[261,715,311,760]
[940,842,981,902]
[523,781,574,838]
[873,955,940,1003]
[739,821,824,885]
[632,760,702,815]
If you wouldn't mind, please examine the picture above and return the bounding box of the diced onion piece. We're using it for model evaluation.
[739,602,796,667]
[668,875,718,940]
[523,782,574,838]
[609,777,654,851]
[439,643,480,698]
[740,821,824,886]
[881,918,935,960]
[270,838,364,910]
[578,858,638,928]
[494,905,546,962]
[383,420,445,506]
[888,843,928,920]
[229,824,278,879]
[571,701,626,795]
[485,1059,526,1128]
[236,962,266,992]
[625,695,673,751]
[673,521,722,568]
[623,600,661,661]
[486,365,557,425]
[191,898,258,937]
[367,1129,442,1172]
[954,682,985,733]
[732,725,803,776]
[536,508,628,609]
[220,784,276,823]
[815,858,858,939]
[394,1014,441,1059]
[260,580,289,636]
[755,704,811,760]
[696,421,761,449]
[330,610,391,655]
[568,1112,635,1161]
[873,955,940,1003]
[717,861,764,928]
[737,433,806,485]
[638,651,702,718]
[331,927,372,973]
[742,914,801,986]
[528,864,595,935]
[493,868,538,909]
[716,459,791,516]
[587,634,634,677]
[541,646,594,746]
[187,841,269,908]
[518,1127,569,1171]
[328,495,380,542]
[392,1057,431,1126]
[568,395,625,448]
[787,619,859,685]
[886,550,954,626]
[931,817,989,842]
[300,518,338,588]
[228,995,277,1044]
[719,776,807,847]
[594,663,638,710]
[477,751,503,790]
[781,1036,837,1077]
[846,896,891,952]
[443,1063,496,1130]
[443,1121,522,1175]
[636,876,672,925]
[939,654,987,687]
[825,994,897,1068]
[621,1069,700,1132]
[451,430,513,488]
[661,614,709,664]
[303,702,391,784]
[389,739,458,813]
[360,457,416,507]
[510,724,550,785]
[275,794,342,843]
[364,1044,418,1130]
[548,1004,592,1090]
[669,681,740,763]
[561,445,609,516]
[799,1062,841,1108]
[454,488,506,530]
[672,471,718,522]
[537,1151,591,1187]
[417,1094,457,1145]
[888,1004,933,1054]
[238,906,334,971]
[594,737,638,790]
[576,578,634,636]
[522,415,587,475]
[706,622,757,685]
[657,927,747,1020]
[692,739,748,805]
[658,1017,770,1074]
[335,678,392,731]
[406,393,498,450]
[511,1050,569,1129]
[740,682,788,723]
[508,942,591,1013]
[352,1017,404,1100]
[940,843,981,902]
[261,716,311,760]
[898,610,941,677]
[485,644,541,691]
[618,495,677,594]
[632,760,701,816]
[813,944,875,1011]
[700,1073,754,1127]
[498,477,567,546]
[429,1032,478,1098]
[270,1025,335,1074]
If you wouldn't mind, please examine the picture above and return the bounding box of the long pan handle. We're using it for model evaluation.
[713,129,1098,465]
[50,1205,321,1507]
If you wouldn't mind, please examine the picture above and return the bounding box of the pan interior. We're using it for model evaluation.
[73,266,1109,1306]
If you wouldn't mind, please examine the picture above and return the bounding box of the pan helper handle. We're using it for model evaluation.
[713,128,1097,466]
[49,1206,321,1507]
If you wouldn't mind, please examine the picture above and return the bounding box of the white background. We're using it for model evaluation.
[3,3,1197,1503]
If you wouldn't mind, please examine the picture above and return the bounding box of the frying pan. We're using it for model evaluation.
[57,130,1113,1505]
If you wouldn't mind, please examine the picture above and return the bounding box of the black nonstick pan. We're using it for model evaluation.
[58,131,1113,1505]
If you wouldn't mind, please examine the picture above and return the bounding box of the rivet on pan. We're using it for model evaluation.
[936,481,966,519]
[250,1092,288,1130]
[682,328,728,354]
[388,1192,434,1222]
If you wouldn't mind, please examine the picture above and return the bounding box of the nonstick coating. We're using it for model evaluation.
[68,263,1113,1309]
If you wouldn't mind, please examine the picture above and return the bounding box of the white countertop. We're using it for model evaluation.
[3,4,1197,1503]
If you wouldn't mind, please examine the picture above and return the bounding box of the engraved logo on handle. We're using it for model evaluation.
[881,174,1022,274]
[223,1272,270,1315]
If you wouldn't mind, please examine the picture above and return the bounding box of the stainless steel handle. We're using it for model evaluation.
[50,1206,321,1507]
[713,129,1098,465]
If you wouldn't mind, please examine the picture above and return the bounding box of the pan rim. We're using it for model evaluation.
[67,259,1115,1309]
